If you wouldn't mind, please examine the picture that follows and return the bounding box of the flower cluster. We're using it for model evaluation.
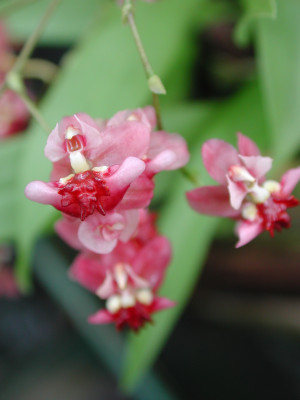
[0,22,29,139]
[26,106,189,330]
[186,133,300,247]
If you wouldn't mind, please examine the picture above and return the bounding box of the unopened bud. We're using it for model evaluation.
[148,74,166,95]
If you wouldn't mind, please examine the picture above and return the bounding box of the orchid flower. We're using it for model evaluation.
[186,133,300,247]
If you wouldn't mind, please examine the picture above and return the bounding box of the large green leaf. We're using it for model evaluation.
[121,81,270,392]
[255,0,300,167]
[234,0,277,46]
[14,0,214,290]
[0,135,25,242]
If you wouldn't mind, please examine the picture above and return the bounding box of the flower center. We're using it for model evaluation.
[103,264,154,331]
[256,195,300,237]
[58,169,110,221]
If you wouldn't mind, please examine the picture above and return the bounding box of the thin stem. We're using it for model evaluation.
[18,91,51,133]
[12,0,62,75]
[2,0,61,133]
[0,0,37,16]
[123,0,164,130]
[180,167,200,186]
[151,92,163,130]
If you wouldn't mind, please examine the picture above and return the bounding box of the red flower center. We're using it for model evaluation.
[111,301,154,331]
[256,195,300,236]
[58,170,110,221]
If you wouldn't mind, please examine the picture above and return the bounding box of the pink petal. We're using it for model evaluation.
[237,133,260,156]
[69,252,107,292]
[25,180,60,206]
[280,166,300,196]
[94,121,151,166]
[50,160,72,182]
[147,130,189,170]
[104,157,145,193]
[119,210,139,242]
[202,139,240,185]
[146,150,177,176]
[78,213,122,254]
[133,236,172,290]
[55,216,82,250]
[88,309,115,324]
[239,155,273,180]
[226,176,247,210]
[235,220,263,248]
[106,106,156,129]
[45,113,102,163]
[152,296,176,312]
[117,174,154,210]
[96,271,115,298]
[186,186,240,218]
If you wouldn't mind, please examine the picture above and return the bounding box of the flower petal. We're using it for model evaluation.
[239,155,273,180]
[147,130,189,170]
[55,216,82,250]
[202,139,240,185]
[69,252,107,292]
[152,296,176,312]
[132,236,172,290]
[25,180,60,206]
[280,166,300,196]
[94,121,151,166]
[88,309,115,324]
[186,186,240,218]
[226,176,247,210]
[237,132,260,156]
[235,220,263,248]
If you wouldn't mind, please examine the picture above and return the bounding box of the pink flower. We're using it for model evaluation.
[25,113,149,220]
[70,209,174,331]
[25,108,189,220]
[0,89,29,139]
[55,209,139,254]
[71,236,173,331]
[186,133,300,247]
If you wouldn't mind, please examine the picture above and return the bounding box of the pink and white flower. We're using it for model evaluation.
[25,108,189,220]
[70,235,174,331]
[70,209,174,331]
[186,133,300,247]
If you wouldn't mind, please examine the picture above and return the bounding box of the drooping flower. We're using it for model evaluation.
[70,210,174,331]
[25,112,149,220]
[186,133,300,247]
[25,108,189,219]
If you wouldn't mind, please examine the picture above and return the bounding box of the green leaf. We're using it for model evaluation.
[14,0,210,290]
[255,0,300,167]
[234,0,277,46]
[121,81,270,392]
[0,136,24,242]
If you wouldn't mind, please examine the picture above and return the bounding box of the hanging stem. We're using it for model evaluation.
[122,1,199,187]
[123,0,165,130]
[0,0,37,16]
[2,0,62,133]
[12,0,62,75]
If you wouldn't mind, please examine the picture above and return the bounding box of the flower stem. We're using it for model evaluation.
[122,0,165,130]
[12,0,62,75]
[18,91,51,133]
[3,0,62,133]
[0,0,37,16]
